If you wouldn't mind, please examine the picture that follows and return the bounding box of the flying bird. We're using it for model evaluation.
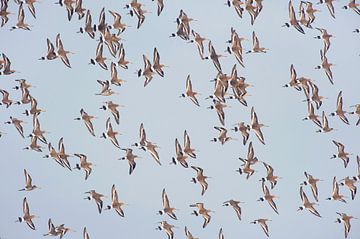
[158,188,178,220]
[298,186,321,217]
[16,197,36,230]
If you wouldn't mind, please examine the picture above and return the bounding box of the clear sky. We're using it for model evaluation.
[0,0,359,238]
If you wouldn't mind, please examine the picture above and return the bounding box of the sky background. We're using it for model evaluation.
[0,0,359,238]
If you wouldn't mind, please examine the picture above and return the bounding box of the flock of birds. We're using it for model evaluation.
[0,0,359,238]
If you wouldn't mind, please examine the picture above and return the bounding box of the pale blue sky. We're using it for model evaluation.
[0,0,359,238]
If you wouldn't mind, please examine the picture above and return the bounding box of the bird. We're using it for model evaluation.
[301,171,321,201]
[95,7,107,35]
[226,0,244,19]
[206,79,226,103]
[314,28,333,53]
[96,80,117,96]
[74,0,86,19]
[0,0,11,27]
[260,162,280,189]
[226,31,246,68]
[154,0,164,16]
[10,2,31,31]
[90,38,108,70]
[181,75,200,107]
[223,199,242,220]
[303,1,320,25]
[239,141,259,166]
[77,10,95,39]
[19,169,39,191]
[349,104,360,125]
[172,138,189,168]
[251,218,270,237]
[211,126,233,145]
[283,64,301,91]
[316,111,333,133]
[317,0,336,18]
[184,226,198,239]
[244,0,259,25]
[339,177,357,200]
[298,186,321,217]
[342,0,360,15]
[283,1,305,34]
[307,81,326,110]
[13,79,33,92]
[55,33,73,68]
[219,228,224,239]
[0,53,17,75]
[326,176,347,203]
[56,0,75,21]
[189,30,208,60]
[170,21,190,40]
[101,118,121,149]
[191,166,210,196]
[183,130,197,159]
[43,218,60,237]
[108,10,128,35]
[158,188,178,220]
[250,106,267,145]
[39,38,58,61]
[132,123,147,148]
[84,190,104,214]
[236,158,256,179]
[105,184,126,217]
[16,197,36,230]
[43,143,64,168]
[208,40,223,73]
[56,224,74,239]
[258,181,279,214]
[189,202,213,228]
[331,140,350,168]
[100,101,121,125]
[138,54,154,87]
[232,122,250,145]
[156,221,175,239]
[246,31,268,53]
[83,227,90,239]
[0,89,19,108]
[74,109,96,137]
[129,3,148,29]
[354,156,360,181]
[153,47,166,77]
[315,49,334,85]
[58,137,71,171]
[336,212,358,238]
[109,62,126,86]
[144,140,161,165]
[4,116,25,138]
[302,102,322,128]
[74,153,93,180]
[208,100,228,126]
[23,96,45,116]
[23,135,43,152]
[116,44,131,70]
[119,148,140,175]
[329,91,350,125]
